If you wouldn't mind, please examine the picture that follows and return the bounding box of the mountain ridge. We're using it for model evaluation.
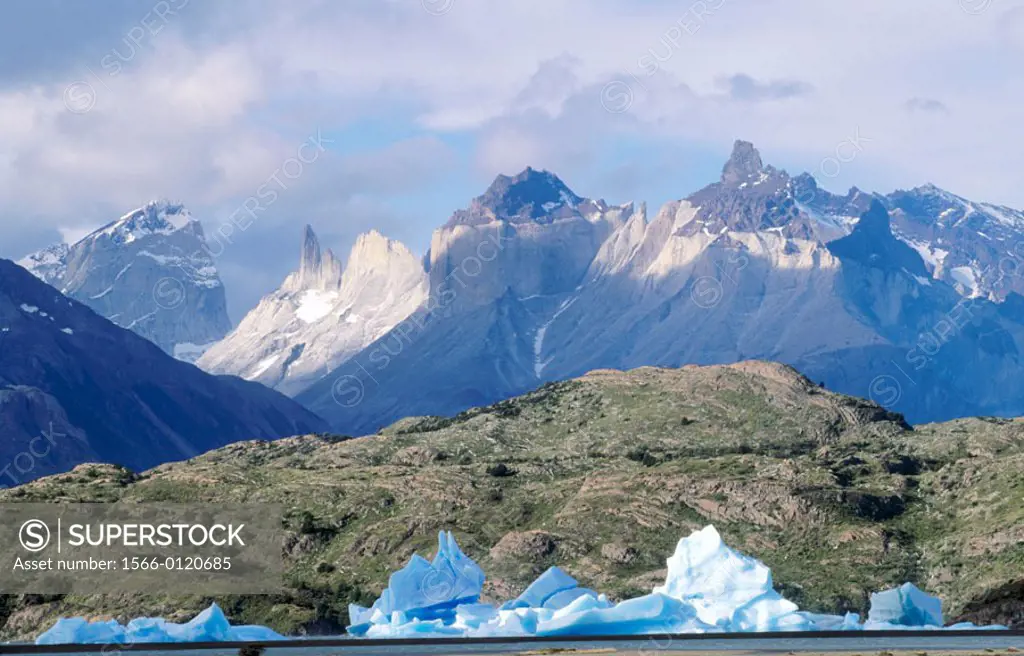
[0,258,326,480]
[291,142,1024,433]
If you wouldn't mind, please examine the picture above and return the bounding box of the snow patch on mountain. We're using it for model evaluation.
[950,266,980,296]
[533,293,578,377]
[17,243,69,285]
[295,289,339,324]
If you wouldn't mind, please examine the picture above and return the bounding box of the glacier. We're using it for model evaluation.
[33,526,1006,644]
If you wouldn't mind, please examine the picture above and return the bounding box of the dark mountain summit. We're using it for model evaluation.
[720,139,767,185]
[448,167,585,226]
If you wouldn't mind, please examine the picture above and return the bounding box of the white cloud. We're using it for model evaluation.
[2,0,1023,315]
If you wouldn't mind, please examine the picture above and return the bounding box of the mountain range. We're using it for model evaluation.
[288,142,1024,433]
[0,258,325,481]
[17,141,1024,435]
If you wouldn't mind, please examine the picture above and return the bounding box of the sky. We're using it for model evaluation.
[1,0,1022,320]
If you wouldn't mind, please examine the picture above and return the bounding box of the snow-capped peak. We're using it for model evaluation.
[91,200,197,245]
[15,199,229,359]
[17,243,70,284]
[908,183,967,205]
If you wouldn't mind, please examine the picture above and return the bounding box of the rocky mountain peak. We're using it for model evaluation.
[299,224,323,280]
[721,140,765,185]
[295,225,343,289]
[91,200,197,245]
[482,166,583,216]
[17,201,229,360]
[350,229,415,265]
[858,200,895,236]
[17,243,69,285]
[448,167,585,226]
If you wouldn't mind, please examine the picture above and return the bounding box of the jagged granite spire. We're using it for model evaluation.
[198,227,427,396]
[721,140,765,185]
[298,224,323,284]
[295,225,343,289]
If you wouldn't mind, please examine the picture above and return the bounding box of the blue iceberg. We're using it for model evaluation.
[35,604,285,645]
[344,525,1005,638]
[34,525,1006,643]
[867,582,944,627]
[347,530,486,636]
[502,566,600,611]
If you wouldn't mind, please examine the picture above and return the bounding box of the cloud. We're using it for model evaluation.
[717,74,815,102]
[1,0,1023,319]
[905,97,949,114]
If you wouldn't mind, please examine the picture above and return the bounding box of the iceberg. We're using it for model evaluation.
[34,526,1006,643]
[536,593,714,636]
[867,582,944,627]
[501,566,600,611]
[341,525,1004,638]
[655,525,778,627]
[347,530,486,636]
[35,604,286,645]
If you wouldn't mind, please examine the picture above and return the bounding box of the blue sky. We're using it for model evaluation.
[1,0,1022,319]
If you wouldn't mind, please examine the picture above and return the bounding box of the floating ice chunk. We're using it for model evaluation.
[452,603,499,631]
[35,604,285,644]
[36,619,125,645]
[654,525,774,627]
[868,582,943,627]
[348,531,485,636]
[160,604,232,642]
[537,593,709,637]
[347,604,373,629]
[544,587,601,610]
[502,566,598,611]
[798,611,863,631]
[221,624,287,642]
[364,617,463,639]
[503,566,577,610]
[731,591,813,632]
[496,608,541,636]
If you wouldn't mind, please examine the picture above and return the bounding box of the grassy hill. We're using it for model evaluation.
[1,361,1021,639]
